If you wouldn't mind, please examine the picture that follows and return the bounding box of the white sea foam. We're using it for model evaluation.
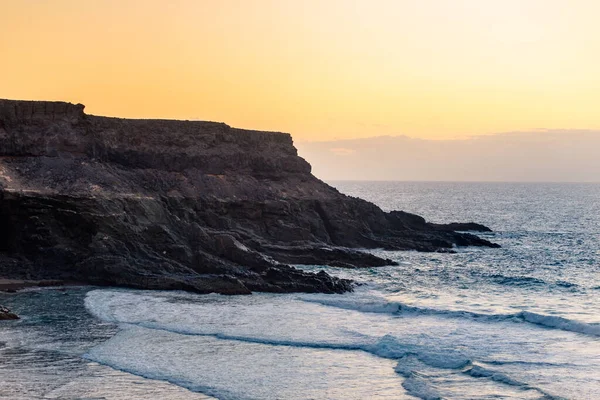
[7,182,600,400]
[301,296,600,337]
[465,365,566,400]
[84,288,597,399]
[518,311,600,337]
[84,325,413,400]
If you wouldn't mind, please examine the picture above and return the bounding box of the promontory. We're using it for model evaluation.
[0,99,498,295]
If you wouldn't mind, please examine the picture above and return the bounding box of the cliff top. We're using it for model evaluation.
[0,98,291,139]
[0,99,310,179]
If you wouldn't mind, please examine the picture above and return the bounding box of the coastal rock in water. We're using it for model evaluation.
[432,222,492,232]
[0,99,498,294]
[0,305,18,320]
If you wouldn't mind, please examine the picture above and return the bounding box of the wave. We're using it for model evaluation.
[87,324,550,400]
[392,352,564,400]
[105,321,563,399]
[302,297,600,337]
[84,325,464,400]
[89,318,467,368]
[399,374,443,400]
[517,311,600,336]
[466,364,525,387]
[481,359,579,368]
[555,280,578,289]
[83,330,247,400]
[393,357,563,400]
[464,364,565,400]
[84,290,573,400]
[467,272,582,291]
[485,274,547,287]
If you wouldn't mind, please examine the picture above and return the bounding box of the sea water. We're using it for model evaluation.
[1,182,599,399]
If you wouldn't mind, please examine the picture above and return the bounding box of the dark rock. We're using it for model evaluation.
[0,305,18,320]
[257,244,399,268]
[432,222,493,232]
[0,99,499,295]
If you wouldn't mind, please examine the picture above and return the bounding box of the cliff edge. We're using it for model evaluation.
[0,99,498,294]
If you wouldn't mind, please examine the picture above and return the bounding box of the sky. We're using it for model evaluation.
[2,0,600,141]
[296,130,600,182]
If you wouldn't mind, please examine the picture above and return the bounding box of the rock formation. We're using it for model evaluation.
[0,305,18,320]
[0,99,498,294]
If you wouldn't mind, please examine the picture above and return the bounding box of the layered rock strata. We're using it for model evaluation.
[0,99,498,294]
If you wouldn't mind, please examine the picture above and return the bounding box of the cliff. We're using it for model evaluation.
[0,99,498,294]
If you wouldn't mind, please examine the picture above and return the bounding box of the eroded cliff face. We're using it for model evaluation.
[0,99,498,294]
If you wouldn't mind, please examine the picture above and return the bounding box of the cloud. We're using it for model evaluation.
[329,147,357,156]
[296,130,600,182]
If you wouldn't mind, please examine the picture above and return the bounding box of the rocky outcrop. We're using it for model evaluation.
[0,305,18,320]
[388,211,493,234]
[0,99,499,294]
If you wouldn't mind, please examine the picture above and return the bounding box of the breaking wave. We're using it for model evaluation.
[302,297,600,337]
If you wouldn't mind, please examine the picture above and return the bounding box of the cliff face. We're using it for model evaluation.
[0,99,498,294]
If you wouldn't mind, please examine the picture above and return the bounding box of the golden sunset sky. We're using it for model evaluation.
[2,0,599,140]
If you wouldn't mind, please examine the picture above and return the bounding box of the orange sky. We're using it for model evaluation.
[2,0,600,140]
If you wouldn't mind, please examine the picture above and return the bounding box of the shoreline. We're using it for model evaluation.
[0,278,86,293]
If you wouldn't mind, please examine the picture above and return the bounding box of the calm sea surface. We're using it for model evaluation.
[1,182,599,399]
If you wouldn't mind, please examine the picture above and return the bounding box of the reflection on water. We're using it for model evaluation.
[2,182,600,400]
[0,288,212,400]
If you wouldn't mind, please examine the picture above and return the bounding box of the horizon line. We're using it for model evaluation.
[325,179,600,184]
[297,129,600,143]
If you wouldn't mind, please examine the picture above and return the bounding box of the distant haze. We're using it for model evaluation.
[296,130,600,182]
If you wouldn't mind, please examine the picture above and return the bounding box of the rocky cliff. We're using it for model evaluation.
[0,99,498,294]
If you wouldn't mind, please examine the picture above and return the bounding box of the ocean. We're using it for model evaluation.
[1,182,599,400]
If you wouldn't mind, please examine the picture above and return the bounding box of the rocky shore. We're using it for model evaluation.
[0,99,498,295]
[0,304,18,320]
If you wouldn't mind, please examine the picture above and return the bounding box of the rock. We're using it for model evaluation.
[432,222,493,232]
[257,244,399,268]
[0,99,499,295]
[0,305,18,320]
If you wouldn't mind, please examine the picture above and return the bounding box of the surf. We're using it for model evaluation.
[301,296,600,337]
